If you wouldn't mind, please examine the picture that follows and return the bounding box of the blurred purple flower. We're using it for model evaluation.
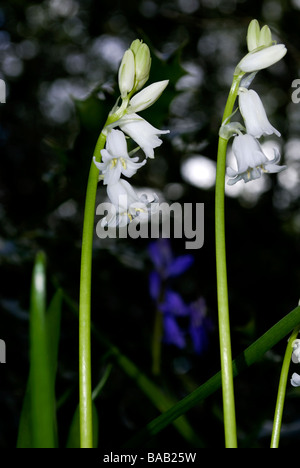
[148,239,194,301]
[188,298,213,355]
[159,290,212,355]
[160,290,190,317]
[148,239,212,355]
[149,270,161,301]
[159,291,189,348]
[148,239,194,279]
[163,315,186,349]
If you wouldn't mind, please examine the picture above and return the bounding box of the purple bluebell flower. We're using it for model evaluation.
[148,239,194,301]
[188,298,213,355]
[148,239,212,355]
[148,239,194,280]
[160,290,190,317]
[149,271,161,301]
[159,290,212,355]
[163,315,186,349]
[159,290,189,348]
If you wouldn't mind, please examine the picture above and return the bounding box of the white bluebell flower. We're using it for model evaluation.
[292,339,300,364]
[238,87,281,139]
[102,179,157,227]
[291,372,300,387]
[227,134,286,185]
[93,129,146,185]
[118,113,170,159]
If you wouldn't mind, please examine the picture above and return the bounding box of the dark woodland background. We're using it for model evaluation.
[0,0,300,448]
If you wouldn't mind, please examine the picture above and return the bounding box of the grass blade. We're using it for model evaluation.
[125,306,300,447]
[30,252,56,447]
[17,288,63,448]
[17,253,63,448]
[66,402,99,449]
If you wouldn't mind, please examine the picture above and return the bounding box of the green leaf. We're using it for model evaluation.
[30,252,55,448]
[66,364,113,448]
[66,402,99,448]
[16,382,32,449]
[46,288,63,383]
[17,253,62,448]
[63,291,203,446]
[124,306,300,447]
[114,352,203,447]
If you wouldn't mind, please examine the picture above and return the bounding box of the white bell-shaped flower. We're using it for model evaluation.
[103,179,157,227]
[93,129,146,185]
[118,113,169,159]
[291,372,300,387]
[227,134,286,185]
[238,87,281,139]
[292,339,300,364]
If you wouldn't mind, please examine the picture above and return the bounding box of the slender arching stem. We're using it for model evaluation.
[270,326,300,448]
[215,71,244,448]
[78,107,129,447]
[79,131,107,448]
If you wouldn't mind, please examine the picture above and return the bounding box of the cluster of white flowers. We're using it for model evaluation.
[225,20,287,185]
[94,40,169,227]
[291,339,300,387]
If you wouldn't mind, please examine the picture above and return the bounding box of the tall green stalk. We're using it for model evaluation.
[79,108,129,448]
[215,71,244,448]
[79,131,107,448]
[270,326,300,448]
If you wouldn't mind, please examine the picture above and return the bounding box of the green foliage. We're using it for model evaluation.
[66,403,99,449]
[17,254,62,448]
[16,257,300,448]
[125,306,300,447]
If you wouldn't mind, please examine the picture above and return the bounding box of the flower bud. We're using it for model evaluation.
[247,19,260,51]
[135,43,151,90]
[247,20,273,51]
[118,49,135,98]
[130,39,142,56]
[258,25,272,48]
[130,39,152,91]
[128,80,169,113]
[238,44,287,73]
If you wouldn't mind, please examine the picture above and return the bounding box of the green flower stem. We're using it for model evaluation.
[270,325,300,448]
[79,130,106,448]
[79,106,129,448]
[215,71,244,448]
